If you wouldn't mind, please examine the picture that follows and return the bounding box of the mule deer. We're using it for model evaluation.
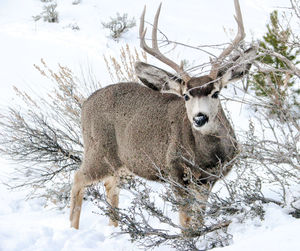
[70,0,255,229]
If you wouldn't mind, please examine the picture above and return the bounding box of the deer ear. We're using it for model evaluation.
[135,62,184,96]
[218,48,256,87]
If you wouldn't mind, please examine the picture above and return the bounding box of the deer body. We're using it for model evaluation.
[81,82,236,182]
[70,79,240,229]
[70,0,255,229]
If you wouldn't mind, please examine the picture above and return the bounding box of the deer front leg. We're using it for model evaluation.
[179,205,192,228]
[190,183,210,227]
[174,182,211,230]
[173,186,193,229]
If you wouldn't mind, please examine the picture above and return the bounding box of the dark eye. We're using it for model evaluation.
[183,94,190,101]
[211,91,219,99]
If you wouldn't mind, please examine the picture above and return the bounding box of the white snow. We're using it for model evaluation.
[215,204,300,251]
[0,0,299,250]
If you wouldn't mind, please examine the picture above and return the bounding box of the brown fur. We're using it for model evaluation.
[70,81,238,229]
[188,79,215,97]
[187,76,214,89]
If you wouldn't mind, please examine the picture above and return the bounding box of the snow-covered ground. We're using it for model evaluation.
[0,0,299,250]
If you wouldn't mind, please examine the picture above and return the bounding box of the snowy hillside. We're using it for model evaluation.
[0,0,299,250]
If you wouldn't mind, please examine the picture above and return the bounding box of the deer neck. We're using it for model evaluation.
[188,108,237,167]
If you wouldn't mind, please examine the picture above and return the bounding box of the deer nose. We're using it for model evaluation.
[193,113,209,127]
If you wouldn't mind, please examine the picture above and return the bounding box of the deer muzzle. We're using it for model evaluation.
[193,113,209,128]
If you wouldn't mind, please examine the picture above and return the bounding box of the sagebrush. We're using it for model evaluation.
[102,13,136,41]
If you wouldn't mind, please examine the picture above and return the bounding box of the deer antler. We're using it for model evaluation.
[139,4,191,83]
[209,0,245,79]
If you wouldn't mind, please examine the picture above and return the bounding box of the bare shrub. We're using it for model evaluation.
[104,44,147,83]
[0,60,101,207]
[72,0,81,5]
[33,2,59,23]
[102,13,136,41]
[65,22,80,31]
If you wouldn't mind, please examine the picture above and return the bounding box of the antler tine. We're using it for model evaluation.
[139,6,147,47]
[209,0,245,79]
[139,4,191,83]
[152,3,162,51]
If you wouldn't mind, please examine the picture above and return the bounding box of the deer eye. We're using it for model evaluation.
[183,94,190,101]
[211,91,219,99]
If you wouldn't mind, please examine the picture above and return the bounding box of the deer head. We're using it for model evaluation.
[135,0,255,134]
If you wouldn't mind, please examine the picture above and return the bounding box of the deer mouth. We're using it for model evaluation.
[193,113,209,128]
